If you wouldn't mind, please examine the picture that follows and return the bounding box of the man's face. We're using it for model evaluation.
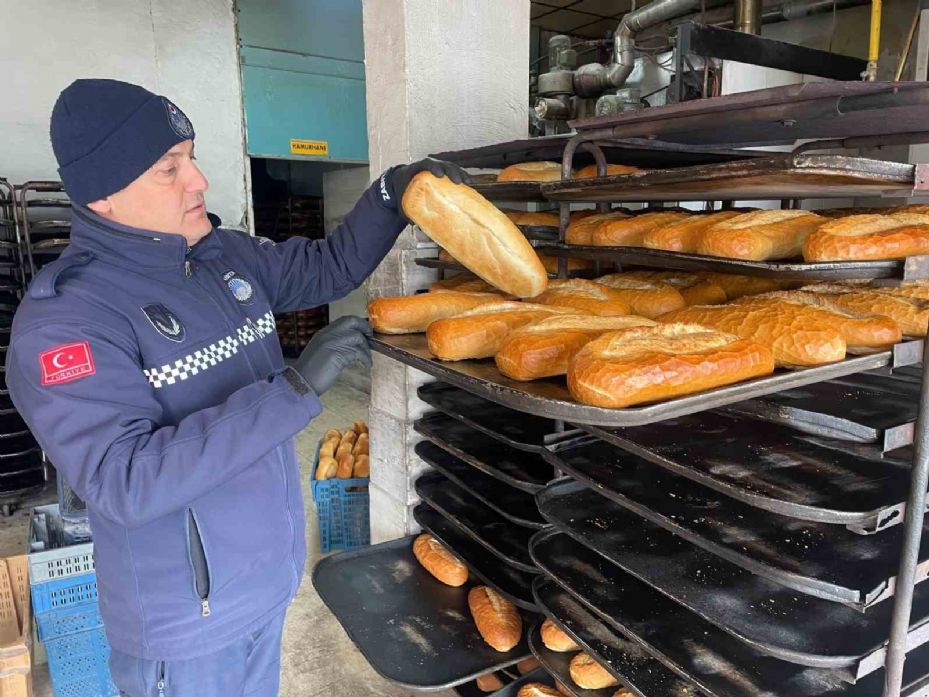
[87,140,212,245]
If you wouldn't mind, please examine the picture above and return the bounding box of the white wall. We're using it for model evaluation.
[0,0,249,229]
[323,165,371,321]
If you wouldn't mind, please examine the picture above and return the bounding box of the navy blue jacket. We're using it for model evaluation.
[7,173,404,660]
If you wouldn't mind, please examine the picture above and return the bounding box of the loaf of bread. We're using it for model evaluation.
[697,273,792,301]
[592,275,687,318]
[532,279,632,316]
[336,452,354,479]
[352,433,369,456]
[319,439,337,459]
[540,618,579,651]
[875,283,929,301]
[698,210,825,260]
[568,323,775,408]
[619,270,727,306]
[739,292,902,353]
[516,685,562,697]
[642,211,743,253]
[592,211,691,247]
[402,173,548,297]
[892,204,929,215]
[430,274,501,294]
[316,456,338,480]
[413,534,468,587]
[539,255,595,274]
[517,658,541,674]
[342,429,357,444]
[498,161,567,182]
[659,303,847,367]
[427,302,580,360]
[569,653,619,689]
[566,211,630,245]
[468,586,522,652]
[517,211,560,227]
[354,420,368,434]
[799,285,929,336]
[323,429,341,442]
[575,163,640,178]
[352,454,370,478]
[803,213,929,261]
[476,673,505,692]
[496,315,655,380]
[336,441,353,460]
[369,291,505,334]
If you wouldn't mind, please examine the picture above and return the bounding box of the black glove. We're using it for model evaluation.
[390,158,471,219]
[293,316,372,396]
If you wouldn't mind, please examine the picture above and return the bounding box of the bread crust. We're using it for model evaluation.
[475,673,504,692]
[516,684,563,697]
[369,291,504,334]
[568,653,619,689]
[592,212,690,247]
[618,271,728,306]
[798,285,929,336]
[402,173,548,297]
[803,213,929,261]
[468,586,522,652]
[531,279,632,316]
[697,273,791,301]
[698,210,824,260]
[413,534,468,587]
[540,618,579,651]
[566,212,630,245]
[592,275,687,318]
[567,323,775,407]
[516,211,560,227]
[497,161,567,182]
[642,211,742,253]
[430,274,501,294]
[575,163,641,179]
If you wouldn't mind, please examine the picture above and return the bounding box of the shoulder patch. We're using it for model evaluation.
[39,341,96,385]
[29,253,93,300]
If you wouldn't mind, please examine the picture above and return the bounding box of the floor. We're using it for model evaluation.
[0,376,455,697]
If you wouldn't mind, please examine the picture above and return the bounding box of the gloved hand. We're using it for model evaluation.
[293,316,373,396]
[390,158,471,219]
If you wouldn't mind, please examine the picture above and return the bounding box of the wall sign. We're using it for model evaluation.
[290,139,329,156]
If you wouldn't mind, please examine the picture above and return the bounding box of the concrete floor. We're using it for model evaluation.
[0,377,455,697]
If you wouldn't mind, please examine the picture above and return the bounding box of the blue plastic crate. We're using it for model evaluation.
[45,625,117,697]
[310,441,369,554]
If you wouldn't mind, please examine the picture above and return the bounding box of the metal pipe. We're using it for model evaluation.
[734,0,763,32]
[865,0,882,81]
[895,5,921,81]
[668,0,868,29]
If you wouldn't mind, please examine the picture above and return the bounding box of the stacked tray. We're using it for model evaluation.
[18,182,72,278]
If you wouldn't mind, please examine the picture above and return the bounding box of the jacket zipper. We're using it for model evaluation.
[157,661,166,697]
[186,509,212,618]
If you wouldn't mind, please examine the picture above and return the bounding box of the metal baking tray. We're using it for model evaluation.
[414,503,537,611]
[456,668,553,697]
[527,620,617,697]
[414,414,553,493]
[536,474,929,609]
[374,335,901,428]
[416,441,547,528]
[471,182,547,203]
[416,472,539,573]
[725,374,920,451]
[415,256,598,281]
[533,582,700,697]
[530,517,929,675]
[535,243,921,282]
[311,535,531,690]
[577,410,916,533]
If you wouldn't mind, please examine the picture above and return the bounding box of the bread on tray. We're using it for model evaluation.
[575,163,641,179]
[413,534,468,587]
[531,279,632,316]
[567,323,775,408]
[592,211,691,247]
[427,302,580,360]
[430,274,501,294]
[798,284,929,336]
[497,161,567,182]
[803,213,929,261]
[566,211,630,246]
[696,272,793,301]
[592,274,687,318]
[402,173,548,297]
[369,291,504,334]
[697,210,825,261]
[568,653,619,689]
[642,211,743,253]
[468,586,522,652]
[516,684,563,697]
[495,314,655,381]
[475,673,505,692]
[618,270,728,306]
[540,618,579,652]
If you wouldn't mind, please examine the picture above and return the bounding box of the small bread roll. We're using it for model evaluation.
[316,456,338,480]
[569,652,618,689]
[517,657,541,674]
[413,534,468,586]
[336,441,353,460]
[613,689,635,697]
[468,586,522,652]
[476,673,505,692]
[319,439,337,459]
[517,684,563,697]
[354,420,368,434]
[336,452,354,479]
[323,429,341,442]
[353,433,369,456]
[352,454,370,478]
[541,618,579,652]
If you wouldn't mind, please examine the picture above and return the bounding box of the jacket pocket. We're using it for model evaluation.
[186,509,212,617]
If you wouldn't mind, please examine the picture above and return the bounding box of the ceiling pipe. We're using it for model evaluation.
[734,0,763,32]
[665,0,869,30]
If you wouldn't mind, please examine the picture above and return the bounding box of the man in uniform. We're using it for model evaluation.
[7,78,465,697]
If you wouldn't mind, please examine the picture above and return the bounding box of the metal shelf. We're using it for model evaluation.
[527,621,616,697]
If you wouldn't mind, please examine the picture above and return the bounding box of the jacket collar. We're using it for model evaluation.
[70,205,224,271]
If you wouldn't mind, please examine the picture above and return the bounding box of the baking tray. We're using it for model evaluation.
[533,582,700,697]
[536,474,929,609]
[535,243,918,282]
[311,535,531,690]
[471,182,546,203]
[527,620,616,697]
[416,472,539,573]
[530,517,929,674]
[414,413,553,493]
[456,668,552,697]
[416,441,547,528]
[577,410,916,533]
[415,257,597,280]
[414,503,537,611]
[725,374,920,451]
[374,334,900,428]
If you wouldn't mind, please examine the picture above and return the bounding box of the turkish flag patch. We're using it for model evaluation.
[39,341,96,386]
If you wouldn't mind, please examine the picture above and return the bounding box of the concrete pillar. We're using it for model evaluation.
[362,0,530,543]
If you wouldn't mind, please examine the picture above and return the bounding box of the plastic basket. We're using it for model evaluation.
[32,572,102,642]
[310,441,369,554]
[55,469,87,520]
[28,504,94,584]
[44,626,117,697]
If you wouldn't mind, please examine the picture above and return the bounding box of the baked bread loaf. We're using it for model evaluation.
[496,315,655,380]
[475,674,504,692]
[369,291,504,334]
[336,452,354,479]
[468,586,522,652]
[498,161,567,182]
[540,255,595,274]
[352,454,370,478]
[875,283,929,301]
[619,270,727,306]
[698,210,825,260]
[575,163,640,178]
[799,285,929,336]
[427,302,580,360]
[592,275,687,318]
[660,303,847,367]
[353,420,368,434]
[803,213,929,261]
[413,534,468,587]
[566,212,630,245]
[540,618,579,651]
[352,433,369,455]
[316,456,338,480]
[403,173,548,297]
[532,279,632,316]
[517,211,560,227]
[739,293,902,353]
[592,211,690,247]
[517,658,541,674]
[642,211,743,253]
[568,323,775,408]
[323,428,341,442]
[319,439,337,459]
[516,684,562,697]
[430,274,501,294]
[569,653,619,689]
[697,273,791,301]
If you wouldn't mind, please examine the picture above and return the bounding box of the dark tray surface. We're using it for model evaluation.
[311,536,531,690]
[416,441,547,528]
[415,413,553,493]
[456,668,552,697]
[414,503,538,611]
[471,182,546,203]
[416,472,539,573]
[528,620,616,697]
[580,410,914,532]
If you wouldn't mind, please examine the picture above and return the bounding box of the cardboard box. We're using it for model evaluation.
[0,556,32,697]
